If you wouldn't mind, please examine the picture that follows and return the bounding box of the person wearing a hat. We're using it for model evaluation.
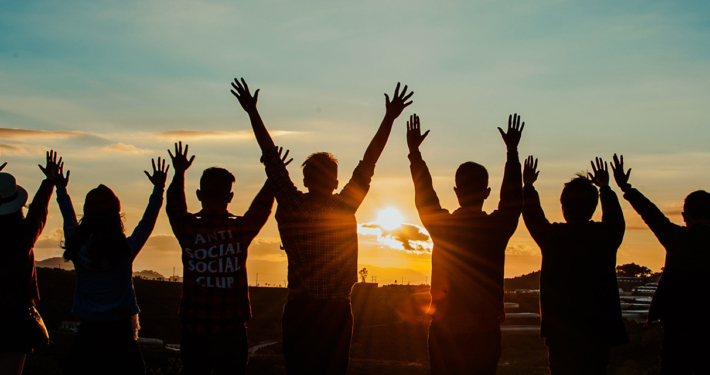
[53,157,169,375]
[0,151,62,375]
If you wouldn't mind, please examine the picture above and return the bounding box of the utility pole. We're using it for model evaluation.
[425,276,428,285]
[256,273,259,286]
[173,267,176,282]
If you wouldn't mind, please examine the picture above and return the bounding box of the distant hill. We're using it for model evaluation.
[504,270,541,291]
[36,257,73,270]
[37,257,166,280]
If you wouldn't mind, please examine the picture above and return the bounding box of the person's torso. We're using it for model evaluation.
[176,213,256,331]
[275,193,358,298]
[539,221,625,343]
[428,209,513,327]
[0,217,40,310]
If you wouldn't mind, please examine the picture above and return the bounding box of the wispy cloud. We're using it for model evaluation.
[0,128,92,140]
[101,143,152,154]
[155,130,295,140]
[0,143,47,155]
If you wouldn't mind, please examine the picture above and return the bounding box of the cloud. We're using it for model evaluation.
[155,130,295,141]
[358,222,432,254]
[250,239,286,256]
[505,244,541,257]
[101,143,151,154]
[0,128,92,141]
[142,234,181,253]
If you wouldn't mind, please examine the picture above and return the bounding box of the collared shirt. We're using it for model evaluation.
[263,147,375,300]
[167,174,273,334]
[409,151,522,332]
[524,185,628,346]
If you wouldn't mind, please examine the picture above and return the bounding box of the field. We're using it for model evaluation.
[23,268,663,374]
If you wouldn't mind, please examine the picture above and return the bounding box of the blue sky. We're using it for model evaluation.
[2,0,710,281]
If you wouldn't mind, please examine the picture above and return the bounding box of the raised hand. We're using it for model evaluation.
[384,82,414,120]
[167,142,195,173]
[406,114,430,153]
[230,77,259,114]
[498,113,525,150]
[144,157,169,187]
[588,157,609,187]
[38,150,70,187]
[611,153,632,190]
[0,161,6,172]
[524,156,539,186]
[278,147,294,167]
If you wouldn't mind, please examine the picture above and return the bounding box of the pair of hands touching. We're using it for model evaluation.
[523,153,632,190]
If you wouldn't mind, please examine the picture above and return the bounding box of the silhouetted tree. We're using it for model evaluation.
[359,268,368,283]
[616,263,653,278]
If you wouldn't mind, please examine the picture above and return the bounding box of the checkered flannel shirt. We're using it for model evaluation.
[167,173,273,334]
[263,147,375,300]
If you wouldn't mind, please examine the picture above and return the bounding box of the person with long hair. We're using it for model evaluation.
[0,151,61,375]
[51,157,168,375]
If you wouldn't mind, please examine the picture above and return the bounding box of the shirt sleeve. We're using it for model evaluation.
[599,186,625,249]
[127,185,165,258]
[409,151,450,232]
[262,146,304,212]
[523,185,553,251]
[56,186,79,240]
[166,172,190,233]
[490,150,523,234]
[24,179,55,247]
[338,160,376,211]
[241,180,275,237]
[624,188,681,250]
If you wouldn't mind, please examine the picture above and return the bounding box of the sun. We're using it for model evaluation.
[375,207,405,231]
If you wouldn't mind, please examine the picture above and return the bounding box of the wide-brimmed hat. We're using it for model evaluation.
[0,172,29,215]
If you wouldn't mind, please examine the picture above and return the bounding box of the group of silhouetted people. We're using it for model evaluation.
[1,78,709,375]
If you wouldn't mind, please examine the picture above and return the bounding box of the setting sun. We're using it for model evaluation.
[375,207,405,231]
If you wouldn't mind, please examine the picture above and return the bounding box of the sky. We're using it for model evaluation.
[2,0,710,284]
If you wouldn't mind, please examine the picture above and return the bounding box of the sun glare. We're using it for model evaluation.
[375,207,405,231]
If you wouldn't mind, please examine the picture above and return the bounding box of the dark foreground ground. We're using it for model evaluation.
[23,268,663,374]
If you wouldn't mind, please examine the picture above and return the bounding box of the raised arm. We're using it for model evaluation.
[406,114,447,228]
[590,156,625,245]
[127,158,168,257]
[230,77,275,152]
[493,114,524,222]
[362,82,413,164]
[166,142,194,228]
[44,151,79,239]
[612,154,679,247]
[25,150,59,245]
[522,156,552,246]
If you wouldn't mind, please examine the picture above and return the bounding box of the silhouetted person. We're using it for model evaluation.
[407,113,524,374]
[0,152,58,375]
[523,157,627,375]
[611,154,710,374]
[230,77,412,374]
[166,142,288,375]
[56,157,167,375]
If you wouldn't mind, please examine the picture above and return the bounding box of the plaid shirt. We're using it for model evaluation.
[263,147,375,300]
[167,173,273,334]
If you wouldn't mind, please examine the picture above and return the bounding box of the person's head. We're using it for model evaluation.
[454,162,491,208]
[64,184,128,269]
[560,174,598,223]
[0,172,28,219]
[682,190,710,226]
[302,152,338,197]
[197,167,235,211]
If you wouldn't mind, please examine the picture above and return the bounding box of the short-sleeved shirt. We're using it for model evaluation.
[167,174,273,334]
